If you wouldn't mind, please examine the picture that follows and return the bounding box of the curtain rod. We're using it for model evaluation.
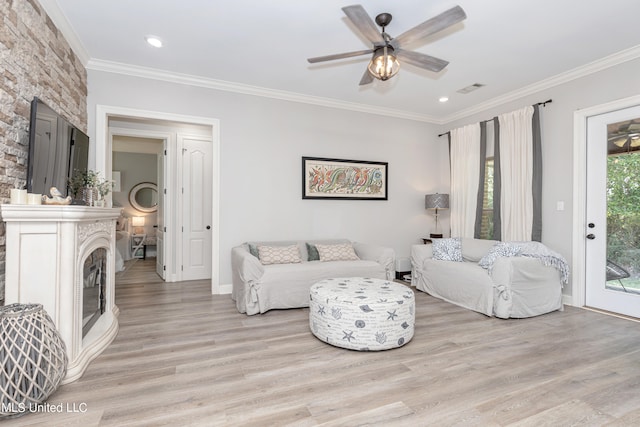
[437,99,553,137]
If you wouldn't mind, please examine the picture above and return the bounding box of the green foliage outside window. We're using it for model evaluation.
[607,152,640,286]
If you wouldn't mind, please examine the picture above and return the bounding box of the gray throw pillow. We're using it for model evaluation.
[248,243,259,259]
[306,243,320,261]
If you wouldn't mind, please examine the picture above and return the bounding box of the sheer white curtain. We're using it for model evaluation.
[498,105,534,241]
[450,123,481,238]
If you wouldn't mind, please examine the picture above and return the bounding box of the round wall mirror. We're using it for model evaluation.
[129,182,158,213]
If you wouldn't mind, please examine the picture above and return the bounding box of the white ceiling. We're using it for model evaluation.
[42,0,640,123]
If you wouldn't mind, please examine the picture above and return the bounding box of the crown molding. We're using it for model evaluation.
[33,2,640,125]
[38,0,90,66]
[88,44,640,127]
[440,44,640,124]
[86,59,439,123]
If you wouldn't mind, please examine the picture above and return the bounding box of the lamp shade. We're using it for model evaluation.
[131,216,145,227]
[425,193,449,210]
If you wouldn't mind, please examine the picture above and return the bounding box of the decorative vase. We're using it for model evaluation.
[81,187,98,206]
[0,303,68,419]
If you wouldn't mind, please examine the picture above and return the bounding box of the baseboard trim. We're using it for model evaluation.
[217,283,232,295]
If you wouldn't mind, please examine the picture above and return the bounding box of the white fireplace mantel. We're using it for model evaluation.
[1,204,121,383]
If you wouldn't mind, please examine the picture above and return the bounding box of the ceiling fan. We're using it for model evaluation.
[307,4,467,85]
[608,121,640,150]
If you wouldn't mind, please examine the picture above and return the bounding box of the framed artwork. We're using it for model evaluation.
[302,157,388,200]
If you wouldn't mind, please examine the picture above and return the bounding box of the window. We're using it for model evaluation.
[479,157,494,240]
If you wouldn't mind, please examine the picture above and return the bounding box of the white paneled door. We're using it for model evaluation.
[180,135,212,281]
[585,104,640,318]
[156,149,165,280]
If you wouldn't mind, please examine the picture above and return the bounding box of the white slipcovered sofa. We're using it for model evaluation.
[411,238,568,318]
[231,239,395,315]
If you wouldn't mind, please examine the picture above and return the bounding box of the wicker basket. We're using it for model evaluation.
[0,303,67,419]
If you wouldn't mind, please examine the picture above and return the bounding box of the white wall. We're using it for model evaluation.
[439,57,640,296]
[112,150,158,235]
[87,70,444,285]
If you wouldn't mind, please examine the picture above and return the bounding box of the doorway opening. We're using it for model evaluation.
[95,106,221,294]
[112,134,162,281]
[573,95,640,319]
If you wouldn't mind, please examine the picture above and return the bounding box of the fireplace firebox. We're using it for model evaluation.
[82,247,107,337]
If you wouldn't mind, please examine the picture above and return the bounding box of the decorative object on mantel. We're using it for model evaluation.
[26,193,42,205]
[302,157,388,200]
[9,189,27,204]
[0,303,67,419]
[42,187,72,205]
[68,170,113,207]
[425,193,449,238]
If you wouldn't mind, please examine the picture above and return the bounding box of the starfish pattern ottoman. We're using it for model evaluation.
[309,277,415,351]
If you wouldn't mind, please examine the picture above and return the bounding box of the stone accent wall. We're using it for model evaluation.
[0,0,87,302]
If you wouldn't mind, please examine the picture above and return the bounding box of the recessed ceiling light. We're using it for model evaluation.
[439,96,449,103]
[145,36,163,48]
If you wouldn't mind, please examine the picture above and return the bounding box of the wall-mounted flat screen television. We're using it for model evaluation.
[27,97,90,198]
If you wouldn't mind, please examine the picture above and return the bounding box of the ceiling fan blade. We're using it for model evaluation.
[612,137,628,147]
[359,69,374,85]
[342,5,385,44]
[394,5,467,46]
[307,49,373,63]
[396,49,449,72]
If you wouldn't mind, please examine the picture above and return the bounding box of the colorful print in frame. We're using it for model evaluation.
[302,157,388,200]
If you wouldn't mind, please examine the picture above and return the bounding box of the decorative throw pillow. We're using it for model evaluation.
[431,238,463,262]
[306,243,320,261]
[248,243,260,259]
[316,243,360,262]
[478,242,522,270]
[257,245,302,265]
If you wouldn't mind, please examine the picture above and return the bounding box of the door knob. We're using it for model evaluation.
[206,225,211,230]
[586,234,595,240]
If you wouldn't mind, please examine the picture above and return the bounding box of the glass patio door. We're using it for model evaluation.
[585,105,640,318]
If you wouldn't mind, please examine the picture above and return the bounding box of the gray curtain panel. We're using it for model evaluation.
[531,104,542,242]
[492,117,502,241]
[474,121,487,239]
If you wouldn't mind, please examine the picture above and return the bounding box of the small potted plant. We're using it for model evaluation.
[96,178,114,207]
[68,170,112,206]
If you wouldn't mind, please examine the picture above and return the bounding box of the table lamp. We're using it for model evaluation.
[425,193,449,238]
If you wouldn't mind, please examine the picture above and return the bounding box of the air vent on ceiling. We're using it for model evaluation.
[457,83,485,94]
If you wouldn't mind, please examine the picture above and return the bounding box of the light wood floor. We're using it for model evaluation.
[6,259,640,426]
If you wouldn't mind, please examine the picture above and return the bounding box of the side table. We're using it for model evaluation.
[131,234,146,259]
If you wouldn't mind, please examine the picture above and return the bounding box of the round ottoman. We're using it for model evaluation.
[309,277,415,351]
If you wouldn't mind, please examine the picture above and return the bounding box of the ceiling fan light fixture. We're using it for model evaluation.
[368,47,400,81]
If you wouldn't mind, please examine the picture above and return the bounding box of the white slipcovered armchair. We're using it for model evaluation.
[411,238,566,318]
